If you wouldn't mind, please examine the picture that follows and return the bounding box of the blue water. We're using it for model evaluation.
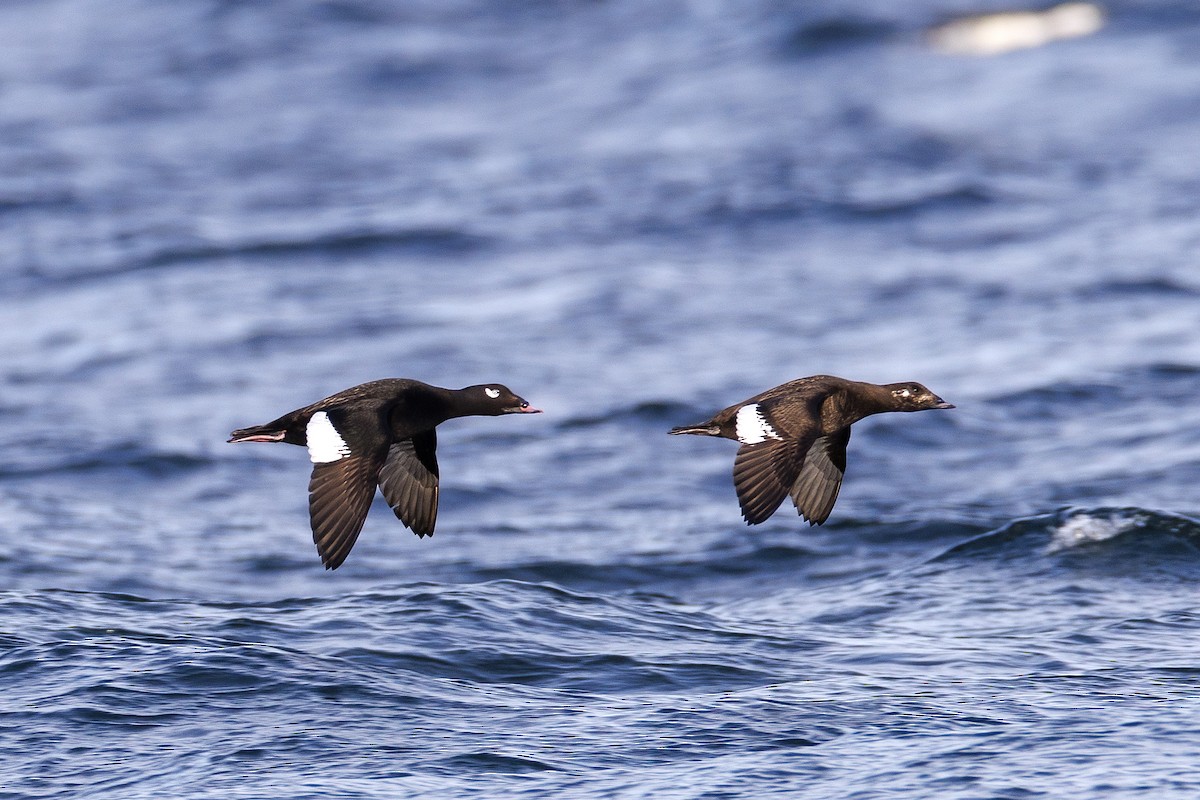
[4,1,1200,797]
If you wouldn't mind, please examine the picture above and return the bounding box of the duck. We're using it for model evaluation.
[228,378,541,569]
[669,375,953,525]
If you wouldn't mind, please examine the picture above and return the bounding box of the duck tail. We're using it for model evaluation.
[668,423,721,437]
[228,424,287,443]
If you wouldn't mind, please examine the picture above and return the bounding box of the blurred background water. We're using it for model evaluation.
[3,1,1200,797]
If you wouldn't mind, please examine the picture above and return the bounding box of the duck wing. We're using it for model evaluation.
[377,430,440,538]
[304,407,389,569]
[789,428,849,526]
[732,437,812,525]
[308,452,385,570]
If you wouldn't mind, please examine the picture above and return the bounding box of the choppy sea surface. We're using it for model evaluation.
[4,1,1200,797]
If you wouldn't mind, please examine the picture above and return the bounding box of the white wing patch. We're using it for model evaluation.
[485,387,500,399]
[735,403,783,445]
[306,411,352,464]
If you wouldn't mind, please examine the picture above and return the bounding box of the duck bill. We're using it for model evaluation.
[933,401,955,409]
[508,405,543,414]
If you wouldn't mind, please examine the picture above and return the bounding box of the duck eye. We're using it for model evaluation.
[485,387,501,399]
[520,401,529,408]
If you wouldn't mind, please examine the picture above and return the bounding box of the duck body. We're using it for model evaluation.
[229,378,540,569]
[670,375,952,526]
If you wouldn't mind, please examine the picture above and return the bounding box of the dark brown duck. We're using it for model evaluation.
[669,375,953,526]
[229,378,541,569]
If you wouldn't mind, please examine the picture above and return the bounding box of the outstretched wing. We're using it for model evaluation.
[789,428,849,526]
[732,437,811,525]
[309,453,385,570]
[304,406,389,569]
[377,430,440,537]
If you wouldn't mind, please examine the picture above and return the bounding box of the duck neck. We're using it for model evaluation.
[825,382,894,428]
[444,386,497,419]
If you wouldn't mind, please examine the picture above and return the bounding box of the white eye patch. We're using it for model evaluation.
[485,387,501,399]
[306,411,352,463]
[735,403,782,444]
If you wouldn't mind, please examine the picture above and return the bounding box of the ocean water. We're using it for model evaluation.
[4,1,1200,797]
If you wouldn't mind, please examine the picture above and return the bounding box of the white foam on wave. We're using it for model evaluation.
[928,2,1105,56]
[1046,511,1142,553]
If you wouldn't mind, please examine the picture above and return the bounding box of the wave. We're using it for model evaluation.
[138,226,491,268]
[780,16,898,56]
[466,542,822,592]
[930,507,1200,568]
[0,441,216,479]
[0,581,784,713]
[555,400,697,431]
[985,362,1200,411]
[17,224,492,289]
[1077,277,1200,299]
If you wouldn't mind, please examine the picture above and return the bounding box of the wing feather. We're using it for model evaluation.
[308,454,383,569]
[732,439,809,525]
[377,431,440,537]
[789,429,850,525]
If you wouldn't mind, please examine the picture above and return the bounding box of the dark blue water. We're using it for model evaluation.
[4,1,1200,797]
